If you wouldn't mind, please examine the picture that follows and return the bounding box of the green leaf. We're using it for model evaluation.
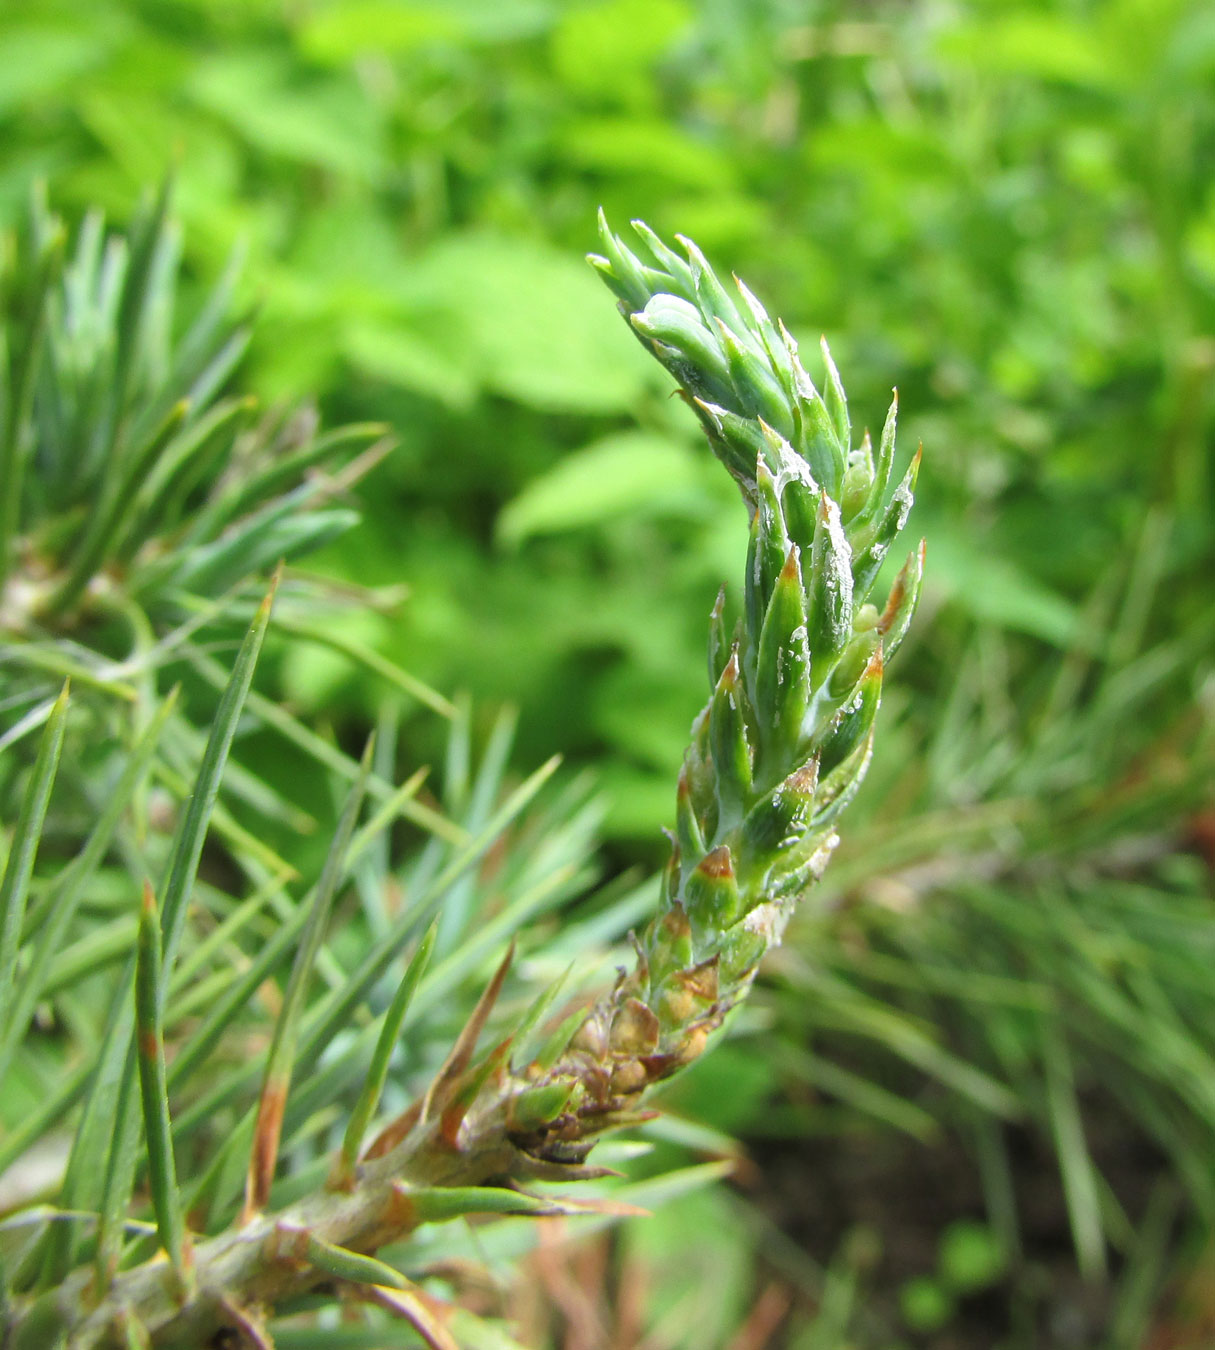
[273,1225,408,1290]
[404,1186,582,1223]
[297,0,552,57]
[0,23,112,116]
[341,318,476,408]
[707,651,752,823]
[497,432,702,545]
[550,0,692,98]
[407,232,656,413]
[160,502,358,596]
[938,15,1123,89]
[186,53,386,179]
[296,1,464,60]
[753,545,811,766]
[558,116,734,189]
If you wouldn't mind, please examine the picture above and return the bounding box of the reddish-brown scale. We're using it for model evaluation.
[660,906,692,942]
[879,538,926,634]
[697,845,735,879]
[639,1052,683,1081]
[579,1062,612,1105]
[439,1039,514,1147]
[610,1060,647,1094]
[609,999,660,1055]
[570,1012,609,1059]
[244,1079,288,1220]
[364,1099,422,1161]
[488,1038,513,1086]
[677,957,720,1003]
[383,1181,418,1232]
[437,1101,467,1150]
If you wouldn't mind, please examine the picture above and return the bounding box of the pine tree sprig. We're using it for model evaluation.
[0,215,922,1348]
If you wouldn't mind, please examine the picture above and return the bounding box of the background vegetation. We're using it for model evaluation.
[1,0,1213,1345]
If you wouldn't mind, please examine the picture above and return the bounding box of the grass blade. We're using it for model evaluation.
[35,958,135,1286]
[51,399,190,612]
[0,198,63,595]
[183,420,387,548]
[187,648,466,845]
[242,737,373,1220]
[93,1040,142,1288]
[271,613,456,719]
[135,882,191,1288]
[334,922,437,1188]
[160,568,278,973]
[165,751,562,1159]
[1041,1022,1107,1281]
[0,689,177,1081]
[0,682,69,1026]
[88,574,277,1282]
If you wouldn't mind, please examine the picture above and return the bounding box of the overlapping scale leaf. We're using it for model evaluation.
[591,216,853,504]
[592,217,923,1034]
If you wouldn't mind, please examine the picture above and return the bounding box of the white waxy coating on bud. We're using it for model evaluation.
[742,900,784,941]
[819,498,852,607]
[778,626,808,685]
[588,216,918,1098]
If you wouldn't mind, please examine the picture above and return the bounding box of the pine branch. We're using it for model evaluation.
[1,218,922,1348]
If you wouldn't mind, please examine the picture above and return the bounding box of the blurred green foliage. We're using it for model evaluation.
[3,0,1214,1344]
[5,0,1210,846]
